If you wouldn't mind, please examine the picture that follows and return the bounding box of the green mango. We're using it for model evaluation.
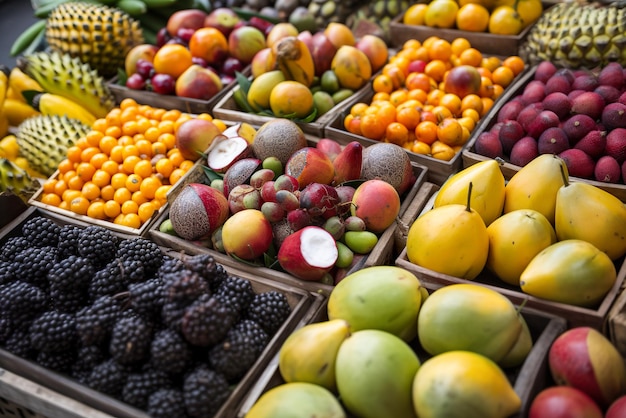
[246,382,345,418]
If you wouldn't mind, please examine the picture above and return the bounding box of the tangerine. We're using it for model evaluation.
[456,4,490,32]
[403,3,428,25]
[153,44,193,79]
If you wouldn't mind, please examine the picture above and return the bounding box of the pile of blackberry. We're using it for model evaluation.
[0,216,293,418]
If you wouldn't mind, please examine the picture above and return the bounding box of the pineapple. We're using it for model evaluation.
[520,1,626,69]
[45,2,144,78]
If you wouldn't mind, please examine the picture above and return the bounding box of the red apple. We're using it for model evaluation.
[124,44,159,76]
[549,326,626,409]
[168,183,230,241]
[206,136,251,173]
[175,118,223,161]
[228,25,267,65]
[351,179,401,234]
[204,7,241,37]
[221,209,273,260]
[277,225,338,281]
[606,395,626,418]
[175,64,223,101]
[528,386,603,418]
[444,65,481,98]
[166,9,208,37]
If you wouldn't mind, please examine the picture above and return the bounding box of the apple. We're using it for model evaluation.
[549,326,626,408]
[176,118,223,161]
[124,44,159,76]
[351,179,401,234]
[310,32,338,77]
[528,386,603,418]
[175,64,223,101]
[206,136,251,173]
[204,7,241,37]
[444,65,481,98]
[277,225,339,281]
[221,209,273,260]
[607,395,626,418]
[168,183,230,241]
[166,9,208,37]
[228,25,267,65]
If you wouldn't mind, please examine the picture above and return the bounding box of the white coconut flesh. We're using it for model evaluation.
[207,136,248,169]
[300,228,338,268]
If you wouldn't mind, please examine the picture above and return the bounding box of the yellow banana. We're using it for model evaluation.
[273,36,315,87]
[0,115,9,139]
[8,67,43,103]
[0,135,20,160]
[0,65,9,109]
[2,99,40,127]
[32,93,97,127]
[5,87,21,101]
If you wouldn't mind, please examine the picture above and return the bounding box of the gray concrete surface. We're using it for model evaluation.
[0,0,39,68]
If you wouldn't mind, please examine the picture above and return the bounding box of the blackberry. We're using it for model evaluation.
[183,365,231,418]
[0,236,30,262]
[181,295,236,347]
[86,358,130,398]
[13,246,58,289]
[161,300,187,333]
[245,291,291,336]
[232,319,269,356]
[162,269,209,305]
[36,349,77,374]
[0,280,48,327]
[76,295,122,346]
[214,275,255,318]
[109,312,153,366]
[4,329,36,359]
[180,254,224,290]
[122,368,172,409]
[150,329,192,376]
[155,255,184,280]
[88,258,133,301]
[0,315,12,343]
[208,328,258,383]
[77,225,118,267]
[147,388,188,418]
[21,216,60,247]
[126,278,165,321]
[116,237,163,278]
[48,255,94,313]
[71,345,106,384]
[0,261,15,285]
[57,224,82,259]
[29,311,77,352]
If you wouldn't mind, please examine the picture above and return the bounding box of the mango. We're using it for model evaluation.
[246,382,346,418]
[330,45,372,90]
[413,350,521,418]
[417,284,522,363]
[327,265,424,341]
[520,239,617,307]
[434,159,505,226]
[246,70,286,112]
[336,329,420,418]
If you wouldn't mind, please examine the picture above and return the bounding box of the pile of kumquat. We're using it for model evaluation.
[38,98,227,230]
[343,36,526,161]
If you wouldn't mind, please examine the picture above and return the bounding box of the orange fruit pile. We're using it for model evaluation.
[343,37,526,161]
[39,98,227,229]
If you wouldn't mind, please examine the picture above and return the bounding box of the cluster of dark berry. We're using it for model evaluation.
[0,216,293,418]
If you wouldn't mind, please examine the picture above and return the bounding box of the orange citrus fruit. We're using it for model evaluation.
[153,44,193,79]
[456,4,490,32]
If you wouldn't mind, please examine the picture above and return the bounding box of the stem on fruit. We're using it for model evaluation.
[558,157,569,187]
[466,182,473,213]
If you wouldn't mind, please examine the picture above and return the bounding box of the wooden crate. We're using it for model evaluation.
[107,73,242,115]
[235,292,567,418]
[148,149,428,296]
[607,285,626,358]
[211,84,368,138]
[462,64,626,201]
[395,183,626,331]
[0,207,323,418]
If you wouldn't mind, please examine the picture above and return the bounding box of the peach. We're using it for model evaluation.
[351,179,401,233]
[285,147,335,188]
[277,225,338,281]
[221,209,273,260]
[175,65,223,101]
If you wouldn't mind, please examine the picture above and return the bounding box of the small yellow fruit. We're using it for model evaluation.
[488,6,524,35]
[456,3,490,32]
[269,80,314,119]
[424,0,459,28]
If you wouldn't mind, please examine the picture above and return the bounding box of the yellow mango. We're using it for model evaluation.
[246,70,286,112]
[330,45,372,91]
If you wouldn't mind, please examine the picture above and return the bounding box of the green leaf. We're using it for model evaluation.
[117,68,128,86]
[340,179,366,189]
[295,107,318,123]
[230,253,265,267]
[201,165,223,183]
[21,90,41,106]
[235,71,252,95]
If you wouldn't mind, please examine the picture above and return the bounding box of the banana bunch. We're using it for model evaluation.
[12,0,212,57]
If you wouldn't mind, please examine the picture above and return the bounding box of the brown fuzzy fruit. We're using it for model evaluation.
[361,143,413,195]
[558,148,596,179]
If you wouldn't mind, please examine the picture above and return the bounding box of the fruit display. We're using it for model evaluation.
[397,155,626,326]
[470,60,626,187]
[156,118,421,285]
[520,1,626,70]
[402,0,543,36]
[0,211,307,417]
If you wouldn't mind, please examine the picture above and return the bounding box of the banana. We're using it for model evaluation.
[0,65,9,109]
[273,36,316,87]
[0,158,39,203]
[8,67,43,103]
[116,0,148,16]
[0,135,20,160]
[17,51,115,119]
[10,20,47,58]
[2,99,41,127]
[31,93,97,127]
